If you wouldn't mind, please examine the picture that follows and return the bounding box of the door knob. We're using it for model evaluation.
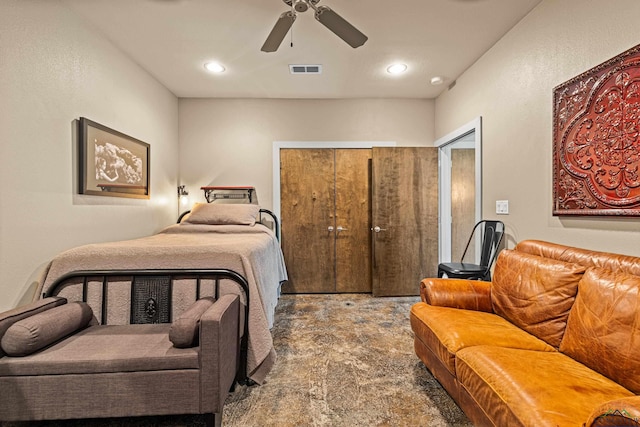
[337,226,347,232]
[372,226,386,233]
[328,226,334,232]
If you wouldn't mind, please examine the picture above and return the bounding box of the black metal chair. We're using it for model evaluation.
[437,220,505,281]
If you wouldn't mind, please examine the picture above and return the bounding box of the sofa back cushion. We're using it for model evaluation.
[559,246,640,277]
[0,297,67,358]
[560,267,640,394]
[514,239,572,261]
[492,250,586,348]
[516,239,640,277]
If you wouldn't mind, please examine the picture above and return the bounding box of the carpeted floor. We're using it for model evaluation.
[2,293,472,427]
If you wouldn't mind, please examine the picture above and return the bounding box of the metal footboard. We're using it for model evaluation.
[44,268,251,383]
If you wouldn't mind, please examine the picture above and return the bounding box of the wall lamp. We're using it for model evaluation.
[177,185,190,207]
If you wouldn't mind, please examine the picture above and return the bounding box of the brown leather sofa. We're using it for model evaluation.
[410,239,640,427]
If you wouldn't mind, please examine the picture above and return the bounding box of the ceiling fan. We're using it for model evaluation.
[261,0,368,52]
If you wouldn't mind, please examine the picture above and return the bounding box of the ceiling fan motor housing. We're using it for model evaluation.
[284,0,320,12]
[294,1,308,12]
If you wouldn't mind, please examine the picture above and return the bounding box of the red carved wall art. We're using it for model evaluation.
[553,44,640,216]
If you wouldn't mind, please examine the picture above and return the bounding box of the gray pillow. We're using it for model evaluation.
[1,301,93,357]
[184,203,259,226]
[169,297,215,348]
[0,297,67,358]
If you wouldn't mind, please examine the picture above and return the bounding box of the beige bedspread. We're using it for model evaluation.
[36,223,287,384]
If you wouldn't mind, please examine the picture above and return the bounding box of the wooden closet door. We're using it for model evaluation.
[335,149,372,292]
[372,147,438,296]
[280,149,335,293]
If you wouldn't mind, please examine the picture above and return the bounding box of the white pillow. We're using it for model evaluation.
[184,203,259,226]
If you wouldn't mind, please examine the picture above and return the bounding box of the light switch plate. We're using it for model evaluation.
[496,200,509,215]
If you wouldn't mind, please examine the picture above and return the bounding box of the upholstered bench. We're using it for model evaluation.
[0,294,239,426]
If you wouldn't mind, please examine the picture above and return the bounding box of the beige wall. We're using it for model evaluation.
[0,1,179,310]
[178,98,435,209]
[435,0,640,255]
[5,0,639,311]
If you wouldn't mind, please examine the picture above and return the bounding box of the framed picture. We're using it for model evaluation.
[79,117,150,199]
[553,43,640,216]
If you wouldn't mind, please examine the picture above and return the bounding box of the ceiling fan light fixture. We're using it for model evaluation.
[204,62,226,73]
[387,63,407,75]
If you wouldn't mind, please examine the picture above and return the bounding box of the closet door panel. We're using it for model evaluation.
[335,149,372,293]
[372,147,438,296]
[280,149,336,293]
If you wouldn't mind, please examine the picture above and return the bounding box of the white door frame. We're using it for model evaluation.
[272,141,396,222]
[435,117,482,263]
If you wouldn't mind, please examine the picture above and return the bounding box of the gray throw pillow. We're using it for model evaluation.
[0,297,67,357]
[184,203,259,226]
[169,297,215,348]
[1,301,93,356]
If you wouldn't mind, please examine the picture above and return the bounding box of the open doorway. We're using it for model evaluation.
[436,118,482,264]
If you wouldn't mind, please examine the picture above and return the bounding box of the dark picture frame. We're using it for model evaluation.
[552,43,640,216]
[79,117,150,199]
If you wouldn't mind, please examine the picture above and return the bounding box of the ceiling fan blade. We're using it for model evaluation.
[314,5,367,48]
[261,11,296,52]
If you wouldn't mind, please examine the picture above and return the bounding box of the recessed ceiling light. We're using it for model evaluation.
[386,63,407,75]
[204,62,226,73]
[431,76,444,85]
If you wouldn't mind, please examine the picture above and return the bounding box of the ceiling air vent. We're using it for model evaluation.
[289,64,322,74]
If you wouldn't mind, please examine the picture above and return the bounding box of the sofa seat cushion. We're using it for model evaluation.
[0,324,199,377]
[410,303,555,376]
[456,345,633,427]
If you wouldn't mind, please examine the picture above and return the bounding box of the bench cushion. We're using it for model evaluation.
[410,303,555,376]
[456,346,633,427]
[0,324,198,376]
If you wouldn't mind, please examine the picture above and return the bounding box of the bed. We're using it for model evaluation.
[34,203,288,384]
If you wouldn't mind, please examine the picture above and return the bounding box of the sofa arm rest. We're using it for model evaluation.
[420,278,493,312]
[586,397,640,427]
[199,294,240,414]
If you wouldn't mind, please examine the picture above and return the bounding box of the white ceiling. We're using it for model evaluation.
[62,0,542,99]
